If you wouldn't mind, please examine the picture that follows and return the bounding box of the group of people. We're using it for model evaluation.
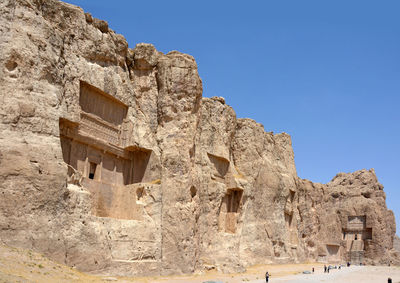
[264,262,364,282]
[264,262,353,282]
[324,264,343,273]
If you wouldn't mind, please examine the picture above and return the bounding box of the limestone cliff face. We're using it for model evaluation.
[394,236,400,255]
[0,0,398,276]
[297,170,397,265]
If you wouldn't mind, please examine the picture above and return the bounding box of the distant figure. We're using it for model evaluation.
[324,265,327,273]
[327,266,330,273]
[355,234,358,240]
[338,265,341,270]
[312,267,314,273]
[265,271,270,283]
[347,262,350,267]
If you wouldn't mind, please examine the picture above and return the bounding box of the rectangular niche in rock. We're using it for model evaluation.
[362,228,372,240]
[59,81,153,220]
[218,188,243,233]
[326,244,340,262]
[131,149,152,184]
[207,153,229,182]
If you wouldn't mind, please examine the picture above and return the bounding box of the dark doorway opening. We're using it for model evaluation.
[89,162,97,179]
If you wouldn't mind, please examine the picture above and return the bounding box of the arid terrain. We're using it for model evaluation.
[155,266,400,283]
[0,242,399,283]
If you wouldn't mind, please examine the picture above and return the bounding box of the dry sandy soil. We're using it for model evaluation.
[150,264,400,283]
[0,243,399,283]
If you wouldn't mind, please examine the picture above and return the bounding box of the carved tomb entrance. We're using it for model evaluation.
[343,215,372,263]
[60,81,151,220]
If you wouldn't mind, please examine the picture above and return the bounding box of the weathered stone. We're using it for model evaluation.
[92,18,108,33]
[394,235,400,263]
[84,12,93,24]
[395,235,400,252]
[132,43,159,70]
[297,170,397,265]
[0,0,398,277]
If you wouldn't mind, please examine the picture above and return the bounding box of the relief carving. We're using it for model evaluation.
[79,113,120,145]
[59,82,153,220]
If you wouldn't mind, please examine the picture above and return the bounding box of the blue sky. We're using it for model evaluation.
[65,0,400,235]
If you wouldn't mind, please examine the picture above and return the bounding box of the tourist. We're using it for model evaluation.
[312,267,314,273]
[265,271,270,282]
[324,265,327,273]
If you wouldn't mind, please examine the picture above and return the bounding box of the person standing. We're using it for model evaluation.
[265,271,270,282]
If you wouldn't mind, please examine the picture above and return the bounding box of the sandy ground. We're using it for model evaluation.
[149,264,400,283]
[146,263,323,283]
[254,266,400,283]
[0,243,101,283]
[0,243,399,283]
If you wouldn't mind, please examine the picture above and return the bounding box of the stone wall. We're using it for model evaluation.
[0,0,398,276]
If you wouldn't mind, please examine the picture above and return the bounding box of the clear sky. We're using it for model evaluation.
[65,0,400,236]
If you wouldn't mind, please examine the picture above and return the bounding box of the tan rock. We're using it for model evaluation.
[132,43,159,70]
[297,169,398,265]
[395,235,400,253]
[0,0,397,277]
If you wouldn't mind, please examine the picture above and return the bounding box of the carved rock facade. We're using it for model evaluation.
[0,0,398,276]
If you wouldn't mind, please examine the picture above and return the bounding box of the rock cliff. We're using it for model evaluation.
[394,235,400,254]
[0,0,398,276]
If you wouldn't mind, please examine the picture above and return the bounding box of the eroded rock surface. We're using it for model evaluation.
[0,0,398,276]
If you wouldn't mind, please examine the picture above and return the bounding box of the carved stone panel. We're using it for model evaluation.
[79,113,120,145]
[79,81,127,127]
[347,216,366,230]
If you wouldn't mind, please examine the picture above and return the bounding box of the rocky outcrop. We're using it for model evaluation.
[297,170,396,265]
[393,235,400,264]
[0,0,398,277]
[395,236,400,252]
